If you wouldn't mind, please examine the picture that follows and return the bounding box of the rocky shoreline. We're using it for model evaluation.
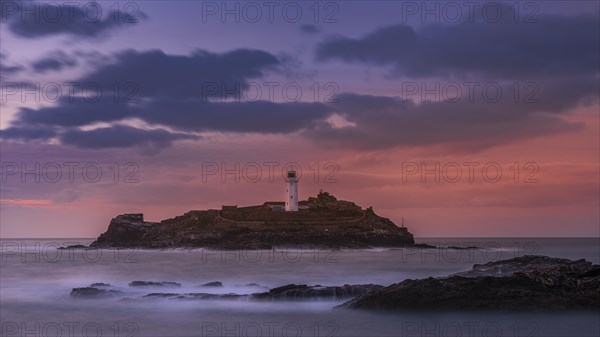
[70,283,382,301]
[70,255,599,311]
[340,255,600,311]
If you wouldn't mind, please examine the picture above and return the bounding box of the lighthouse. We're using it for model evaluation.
[285,170,298,211]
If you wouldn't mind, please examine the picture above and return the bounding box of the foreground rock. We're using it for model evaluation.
[70,283,383,301]
[90,192,414,249]
[58,245,88,250]
[143,293,246,300]
[70,287,122,298]
[200,281,223,287]
[129,281,181,287]
[253,284,383,300]
[90,283,112,287]
[340,256,600,311]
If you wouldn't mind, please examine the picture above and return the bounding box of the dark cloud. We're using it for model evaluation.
[14,96,134,127]
[304,93,584,151]
[310,7,598,151]
[31,50,77,73]
[8,48,330,136]
[12,95,332,134]
[77,48,281,99]
[300,24,321,35]
[316,8,599,79]
[0,125,57,140]
[0,63,24,76]
[59,125,198,150]
[1,1,146,38]
[137,99,332,133]
[3,14,597,154]
[0,52,24,78]
[1,47,331,152]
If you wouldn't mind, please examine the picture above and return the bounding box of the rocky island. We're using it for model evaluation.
[90,191,415,249]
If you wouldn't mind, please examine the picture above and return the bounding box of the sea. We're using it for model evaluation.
[1,238,598,337]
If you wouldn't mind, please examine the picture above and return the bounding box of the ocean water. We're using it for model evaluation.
[1,238,598,337]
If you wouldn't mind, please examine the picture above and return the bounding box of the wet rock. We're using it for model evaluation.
[253,284,383,300]
[451,255,594,278]
[142,292,246,300]
[129,281,181,287]
[340,255,600,311]
[90,282,111,287]
[183,293,245,300]
[244,283,269,289]
[446,246,482,250]
[200,281,223,287]
[58,245,87,249]
[70,287,122,298]
[143,293,181,298]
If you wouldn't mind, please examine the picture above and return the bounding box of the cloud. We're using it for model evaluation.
[1,47,332,152]
[5,47,331,138]
[59,125,199,150]
[304,93,584,151]
[77,48,282,99]
[2,24,597,154]
[10,94,332,133]
[31,50,77,73]
[53,189,81,203]
[0,52,24,78]
[300,24,321,35]
[310,8,599,151]
[1,1,146,38]
[0,199,53,207]
[316,7,599,79]
[0,125,57,140]
[136,99,332,133]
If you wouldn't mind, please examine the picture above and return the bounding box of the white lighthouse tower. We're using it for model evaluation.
[285,170,298,211]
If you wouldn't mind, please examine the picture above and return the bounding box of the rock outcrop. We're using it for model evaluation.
[339,255,600,311]
[92,214,155,247]
[200,281,223,287]
[70,283,383,301]
[70,287,123,298]
[128,281,181,287]
[252,284,384,300]
[90,192,414,249]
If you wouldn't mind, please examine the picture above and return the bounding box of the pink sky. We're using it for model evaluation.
[1,109,597,238]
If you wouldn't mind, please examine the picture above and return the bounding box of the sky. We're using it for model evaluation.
[0,0,598,238]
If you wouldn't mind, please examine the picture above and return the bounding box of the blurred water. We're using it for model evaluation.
[1,238,598,337]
